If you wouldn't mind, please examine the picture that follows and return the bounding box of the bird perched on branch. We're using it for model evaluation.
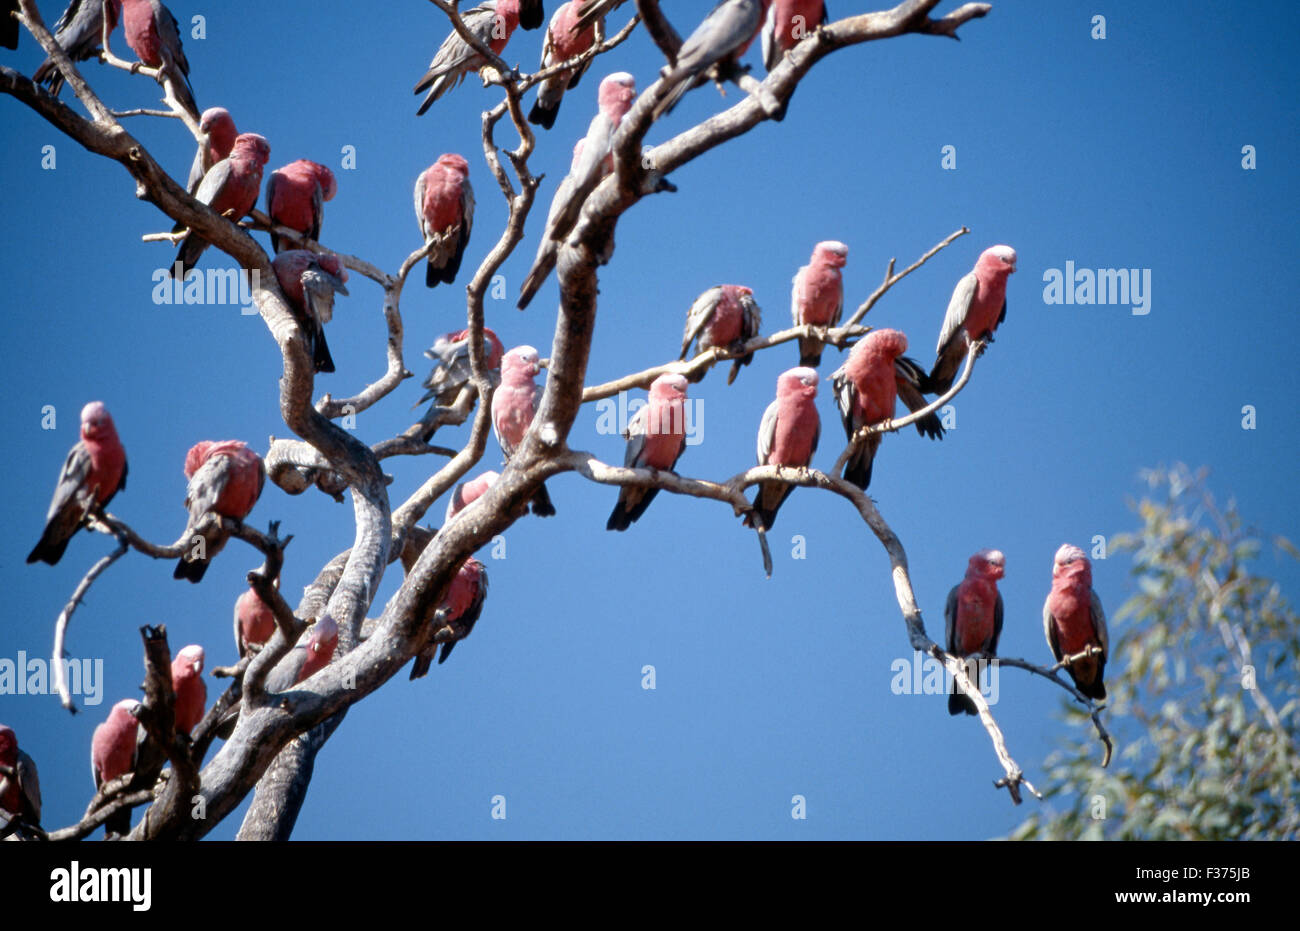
[1043,544,1109,700]
[791,240,847,368]
[0,725,41,837]
[411,558,489,676]
[927,245,1016,394]
[28,401,127,566]
[415,154,475,288]
[944,549,1005,715]
[187,107,238,194]
[265,159,337,253]
[173,440,265,583]
[33,0,121,91]
[446,471,501,523]
[234,580,278,659]
[414,0,522,114]
[528,2,597,129]
[606,373,689,531]
[117,0,199,120]
[492,346,556,516]
[170,132,271,279]
[745,366,819,533]
[420,327,504,408]
[517,71,638,309]
[652,0,771,119]
[90,698,141,837]
[679,284,762,384]
[271,250,349,374]
[831,328,943,490]
[266,614,339,692]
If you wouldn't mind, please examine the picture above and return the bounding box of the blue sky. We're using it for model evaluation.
[1,0,1297,840]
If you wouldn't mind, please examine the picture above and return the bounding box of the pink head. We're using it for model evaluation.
[502,345,541,381]
[862,327,908,358]
[174,644,205,677]
[183,441,215,479]
[309,613,338,653]
[80,401,118,443]
[977,245,1017,276]
[649,372,689,402]
[109,697,141,723]
[598,71,637,120]
[437,153,471,179]
[1052,543,1092,583]
[317,252,348,283]
[199,107,237,155]
[776,366,819,400]
[812,241,849,268]
[968,549,1006,581]
[232,133,271,165]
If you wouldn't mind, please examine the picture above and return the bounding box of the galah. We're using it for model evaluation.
[831,328,939,490]
[944,549,1005,716]
[927,245,1016,394]
[234,580,278,658]
[445,470,501,523]
[265,613,338,692]
[570,0,626,35]
[33,0,121,92]
[173,440,265,583]
[27,401,127,566]
[171,132,271,279]
[118,0,199,120]
[744,366,819,532]
[1,0,17,50]
[271,249,349,374]
[171,644,206,735]
[652,0,770,118]
[1043,544,1109,700]
[90,698,140,837]
[528,2,597,129]
[606,373,689,531]
[490,345,555,516]
[414,0,522,115]
[791,240,847,368]
[419,326,505,407]
[411,558,489,677]
[187,107,237,194]
[517,71,637,309]
[0,725,41,833]
[415,154,475,288]
[762,0,826,70]
[679,284,762,384]
[266,159,337,253]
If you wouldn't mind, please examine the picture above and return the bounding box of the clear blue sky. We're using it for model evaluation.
[2,0,1296,840]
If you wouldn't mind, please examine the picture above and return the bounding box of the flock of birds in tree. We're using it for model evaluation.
[0,0,1109,840]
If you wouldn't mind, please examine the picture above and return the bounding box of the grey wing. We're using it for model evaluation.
[1042,599,1062,663]
[462,569,489,633]
[187,142,209,194]
[185,456,231,520]
[44,443,94,524]
[264,170,282,216]
[936,270,977,356]
[681,287,721,357]
[755,397,780,465]
[674,0,761,77]
[461,177,475,239]
[573,0,622,33]
[943,584,959,653]
[789,267,801,326]
[154,0,190,76]
[761,0,777,71]
[16,750,40,824]
[413,171,428,237]
[830,364,857,440]
[194,159,234,207]
[739,290,762,340]
[300,267,344,324]
[1090,589,1109,657]
[621,404,648,468]
[990,591,1004,654]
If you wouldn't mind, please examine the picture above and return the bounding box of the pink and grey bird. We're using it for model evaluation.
[762,0,826,69]
[187,107,237,194]
[831,328,943,490]
[445,470,501,523]
[271,249,349,374]
[606,373,689,532]
[118,0,199,120]
[0,725,41,834]
[791,240,847,368]
[171,132,271,279]
[170,644,206,735]
[679,284,762,384]
[517,71,638,309]
[927,245,1016,394]
[265,613,338,692]
[744,366,819,532]
[28,401,127,566]
[1043,544,1109,701]
[411,558,489,677]
[173,440,265,583]
[33,0,121,91]
[234,580,278,658]
[944,549,1005,716]
[419,326,505,407]
[415,154,475,288]
[414,0,522,114]
[265,159,337,253]
[528,2,597,129]
[90,698,140,837]
[491,345,556,516]
[652,0,771,118]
